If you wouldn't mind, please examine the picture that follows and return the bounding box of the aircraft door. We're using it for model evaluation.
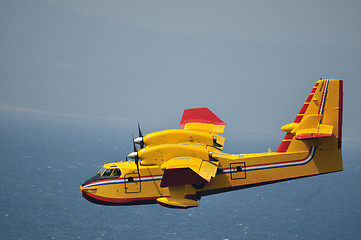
[230,162,246,180]
[124,173,141,193]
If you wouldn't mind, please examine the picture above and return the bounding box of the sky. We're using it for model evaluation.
[1,0,361,149]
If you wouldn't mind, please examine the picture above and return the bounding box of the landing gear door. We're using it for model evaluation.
[124,173,141,193]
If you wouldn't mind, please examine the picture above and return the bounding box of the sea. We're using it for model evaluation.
[0,112,360,240]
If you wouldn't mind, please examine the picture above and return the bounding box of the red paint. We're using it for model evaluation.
[298,104,308,114]
[276,140,292,152]
[277,82,321,153]
[284,133,294,140]
[276,134,293,152]
[305,95,313,103]
[248,148,313,168]
[311,82,319,93]
[179,108,225,129]
[293,115,303,123]
[82,191,159,204]
[295,133,332,140]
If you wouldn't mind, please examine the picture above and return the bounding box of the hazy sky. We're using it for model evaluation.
[1,0,360,148]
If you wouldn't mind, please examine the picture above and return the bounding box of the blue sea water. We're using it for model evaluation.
[0,113,360,240]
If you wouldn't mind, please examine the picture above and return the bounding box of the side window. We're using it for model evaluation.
[111,168,121,177]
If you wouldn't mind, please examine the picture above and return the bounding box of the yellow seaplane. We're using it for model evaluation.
[80,79,343,208]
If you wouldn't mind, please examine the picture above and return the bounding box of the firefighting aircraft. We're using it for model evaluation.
[80,79,343,208]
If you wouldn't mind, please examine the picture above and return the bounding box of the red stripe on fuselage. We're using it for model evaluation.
[82,191,160,205]
[247,148,313,168]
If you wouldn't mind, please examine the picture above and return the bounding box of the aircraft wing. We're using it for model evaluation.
[179,108,225,134]
[160,157,219,188]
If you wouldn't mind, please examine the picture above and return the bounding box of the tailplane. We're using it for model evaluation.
[277,79,343,153]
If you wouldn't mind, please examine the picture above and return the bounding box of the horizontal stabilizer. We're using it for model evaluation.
[277,79,343,152]
[282,114,333,140]
[295,133,332,140]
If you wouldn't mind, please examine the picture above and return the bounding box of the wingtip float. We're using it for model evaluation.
[80,79,343,209]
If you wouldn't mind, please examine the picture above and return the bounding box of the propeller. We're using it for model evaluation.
[128,134,140,174]
[134,120,145,149]
[128,121,146,174]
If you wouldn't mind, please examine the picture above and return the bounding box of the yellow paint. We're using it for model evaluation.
[281,122,299,133]
[183,122,225,134]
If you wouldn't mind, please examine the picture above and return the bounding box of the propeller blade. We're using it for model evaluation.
[132,134,138,152]
[135,157,139,174]
[132,133,140,174]
[137,120,143,138]
[137,120,145,149]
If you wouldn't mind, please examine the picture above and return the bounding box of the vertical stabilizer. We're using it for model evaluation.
[277,79,343,153]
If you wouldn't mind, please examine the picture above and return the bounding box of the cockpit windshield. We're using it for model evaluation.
[98,167,121,177]
[102,168,113,176]
[98,167,106,176]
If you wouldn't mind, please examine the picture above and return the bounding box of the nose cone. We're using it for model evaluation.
[128,152,138,159]
[134,137,143,144]
[80,185,86,199]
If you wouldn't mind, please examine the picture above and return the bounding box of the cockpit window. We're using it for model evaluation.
[98,167,106,176]
[102,168,113,176]
[100,168,121,177]
[111,168,121,177]
[97,167,121,177]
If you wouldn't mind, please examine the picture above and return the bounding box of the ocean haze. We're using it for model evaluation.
[0,112,360,239]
